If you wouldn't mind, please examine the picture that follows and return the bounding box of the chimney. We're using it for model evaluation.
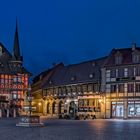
[132,43,136,51]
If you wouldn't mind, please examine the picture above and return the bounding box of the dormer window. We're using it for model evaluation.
[115,53,122,65]
[39,75,43,80]
[89,73,94,79]
[132,54,140,63]
[71,76,76,81]
[92,62,96,66]
[0,46,2,56]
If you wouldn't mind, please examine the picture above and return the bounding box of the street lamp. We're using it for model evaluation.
[38,102,41,113]
[16,84,44,127]
[27,85,32,116]
[98,99,102,103]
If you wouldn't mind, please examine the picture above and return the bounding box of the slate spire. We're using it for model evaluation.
[13,20,22,61]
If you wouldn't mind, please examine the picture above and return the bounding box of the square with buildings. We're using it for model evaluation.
[31,43,140,119]
[0,24,139,120]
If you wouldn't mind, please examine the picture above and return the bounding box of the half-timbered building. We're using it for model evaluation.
[0,24,31,117]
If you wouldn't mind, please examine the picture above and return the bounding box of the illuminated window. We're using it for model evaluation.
[13,94,17,99]
[93,84,99,92]
[5,79,8,84]
[13,77,17,82]
[18,77,22,82]
[87,99,89,106]
[18,94,21,98]
[1,79,4,83]
[88,84,93,92]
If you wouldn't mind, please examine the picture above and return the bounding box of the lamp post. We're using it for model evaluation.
[16,85,44,127]
[98,93,106,119]
[27,85,32,117]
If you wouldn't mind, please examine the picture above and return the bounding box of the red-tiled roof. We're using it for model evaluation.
[103,47,140,67]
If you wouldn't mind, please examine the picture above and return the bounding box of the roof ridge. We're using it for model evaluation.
[66,56,107,67]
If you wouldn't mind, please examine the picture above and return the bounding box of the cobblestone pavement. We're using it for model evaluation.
[0,118,140,140]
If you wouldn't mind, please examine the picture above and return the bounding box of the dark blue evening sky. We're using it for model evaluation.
[0,0,140,76]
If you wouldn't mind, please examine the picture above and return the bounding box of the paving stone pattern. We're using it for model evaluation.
[0,118,140,140]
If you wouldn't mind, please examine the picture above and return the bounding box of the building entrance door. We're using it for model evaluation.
[112,102,123,118]
[69,101,77,118]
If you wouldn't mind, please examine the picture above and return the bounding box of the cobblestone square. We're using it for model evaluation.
[0,118,140,140]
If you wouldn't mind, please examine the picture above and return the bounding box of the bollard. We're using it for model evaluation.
[0,109,2,117]
[7,109,9,118]
[13,109,16,118]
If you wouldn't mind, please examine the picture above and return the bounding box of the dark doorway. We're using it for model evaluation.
[47,102,50,114]
[52,102,56,114]
[58,101,63,114]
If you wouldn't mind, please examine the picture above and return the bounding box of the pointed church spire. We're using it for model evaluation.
[13,20,22,61]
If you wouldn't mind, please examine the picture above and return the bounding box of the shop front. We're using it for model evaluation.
[77,95,101,119]
[111,102,123,118]
[111,98,140,119]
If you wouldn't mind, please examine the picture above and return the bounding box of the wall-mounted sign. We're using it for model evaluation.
[116,77,135,81]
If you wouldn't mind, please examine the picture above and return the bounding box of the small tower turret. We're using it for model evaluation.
[12,20,23,62]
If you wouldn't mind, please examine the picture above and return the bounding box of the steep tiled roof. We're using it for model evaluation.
[103,45,140,67]
[32,69,51,84]
[13,21,22,61]
[43,57,107,88]
[0,42,30,75]
[31,63,64,91]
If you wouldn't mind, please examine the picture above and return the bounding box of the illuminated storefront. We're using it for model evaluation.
[102,43,140,119]
[78,95,101,118]
[32,58,106,119]
[111,99,140,118]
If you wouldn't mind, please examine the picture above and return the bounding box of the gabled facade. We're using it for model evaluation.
[31,63,64,114]
[102,43,140,119]
[32,43,140,119]
[0,23,31,117]
[32,57,107,119]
